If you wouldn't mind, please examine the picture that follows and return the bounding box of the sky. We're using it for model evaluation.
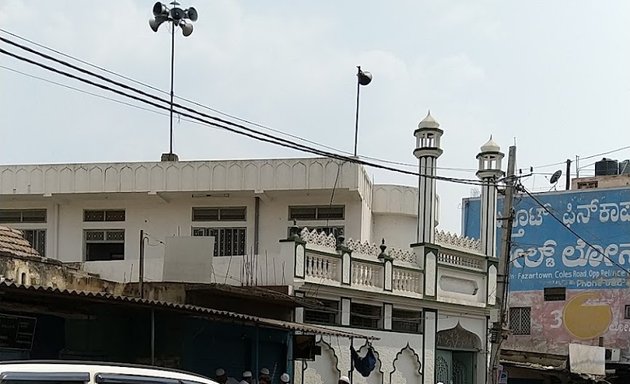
[1,1,629,234]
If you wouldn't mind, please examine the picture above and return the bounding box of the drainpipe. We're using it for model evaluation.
[254,197,260,256]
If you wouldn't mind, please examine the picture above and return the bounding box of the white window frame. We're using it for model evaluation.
[84,229,125,261]
[0,208,47,223]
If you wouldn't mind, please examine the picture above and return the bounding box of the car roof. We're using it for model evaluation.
[0,361,217,384]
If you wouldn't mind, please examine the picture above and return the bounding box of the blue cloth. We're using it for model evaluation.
[351,346,376,377]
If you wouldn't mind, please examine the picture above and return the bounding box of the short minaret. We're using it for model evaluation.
[413,111,443,244]
[476,136,505,257]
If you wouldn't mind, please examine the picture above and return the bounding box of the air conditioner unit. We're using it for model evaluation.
[605,348,621,362]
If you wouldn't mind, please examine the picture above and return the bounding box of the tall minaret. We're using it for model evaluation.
[413,111,443,244]
[476,136,504,257]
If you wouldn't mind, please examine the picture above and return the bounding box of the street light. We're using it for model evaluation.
[149,1,198,162]
[353,66,372,158]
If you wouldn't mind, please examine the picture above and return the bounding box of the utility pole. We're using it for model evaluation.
[565,159,572,191]
[489,145,516,384]
[139,229,145,299]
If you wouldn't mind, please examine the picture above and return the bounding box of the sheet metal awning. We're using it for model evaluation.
[0,281,377,340]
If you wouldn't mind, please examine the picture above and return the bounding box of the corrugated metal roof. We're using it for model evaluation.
[0,281,376,340]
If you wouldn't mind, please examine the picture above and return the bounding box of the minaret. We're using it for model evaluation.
[476,136,504,257]
[413,111,443,244]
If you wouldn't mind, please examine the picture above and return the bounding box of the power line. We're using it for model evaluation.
[533,146,630,170]
[0,43,487,187]
[0,28,480,175]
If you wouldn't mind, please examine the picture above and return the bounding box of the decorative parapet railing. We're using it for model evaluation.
[296,228,489,304]
[300,228,337,249]
[352,261,382,288]
[304,253,340,282]
[435,230,481,252]
[437,250,484,271]
[299,228,483,262]
[298,228,416,263]
[392,268,422,294]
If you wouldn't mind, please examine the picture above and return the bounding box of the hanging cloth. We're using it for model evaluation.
[351,346,377,377]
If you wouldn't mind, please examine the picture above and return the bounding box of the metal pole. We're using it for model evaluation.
[349,337,354,384]
[575,155,580,178]
[353,67,361,158]
[151,309,155,365]
[565,159,572,191]
[139,230,145,299]
[255,324,260,381]
[489,145,516,384]
[169,22,176,155]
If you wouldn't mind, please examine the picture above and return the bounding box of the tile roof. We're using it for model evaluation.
[0,225,40,258]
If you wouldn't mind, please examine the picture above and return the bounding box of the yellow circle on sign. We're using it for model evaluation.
[563,292,612,340]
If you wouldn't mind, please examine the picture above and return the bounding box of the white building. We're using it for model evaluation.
[0,113,502,384]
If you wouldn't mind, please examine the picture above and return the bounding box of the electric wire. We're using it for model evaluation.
[0,28,480,175]
[0,42,488,187]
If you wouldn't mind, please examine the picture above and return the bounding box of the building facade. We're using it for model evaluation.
[0,113,501,384]
[463,178,630,382]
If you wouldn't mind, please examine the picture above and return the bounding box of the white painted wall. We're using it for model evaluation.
[0,187,410,283]
[371,214,416,250]
[295,328,423,384]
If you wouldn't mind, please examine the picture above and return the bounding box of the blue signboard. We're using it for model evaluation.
[462,187,630,291]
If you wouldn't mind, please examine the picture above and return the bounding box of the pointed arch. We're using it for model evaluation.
[436,322,482,351]
[389,343,422,384]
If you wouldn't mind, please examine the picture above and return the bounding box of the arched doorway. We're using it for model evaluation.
[436,322,482,384]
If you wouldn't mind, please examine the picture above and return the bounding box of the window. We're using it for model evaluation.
[510,307,531,335]
[192,227,246,257]
[289,206,344,221]
[84,209,125,222]
[0,209,46,223]
[544,287,566,301]
[192,207,246,221]
[287,225,344,238]
[304,299,339,325]
[391,309,422,333]
[350,303,382,329]
[625,305,630,319]
[22,229,46,257]
[84,229,125,261]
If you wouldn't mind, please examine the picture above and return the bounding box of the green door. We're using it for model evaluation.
[435,350,474,384]
[436,349,452,384]
[452,351,474,384]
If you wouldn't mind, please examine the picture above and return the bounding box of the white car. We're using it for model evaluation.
[0,361,219,384]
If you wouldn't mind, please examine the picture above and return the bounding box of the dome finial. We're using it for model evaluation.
[480,135,500,152]
[418,109,439,129]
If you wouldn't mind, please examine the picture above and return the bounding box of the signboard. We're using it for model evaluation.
[0,314,37,350]
[462,187,630,291]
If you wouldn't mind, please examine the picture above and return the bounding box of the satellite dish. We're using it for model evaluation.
[550,169,562,184]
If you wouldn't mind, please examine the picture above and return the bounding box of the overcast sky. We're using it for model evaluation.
[1,1,629,234]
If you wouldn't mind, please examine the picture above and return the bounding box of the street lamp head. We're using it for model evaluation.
[180,20,194,37]
[186,7,198,22]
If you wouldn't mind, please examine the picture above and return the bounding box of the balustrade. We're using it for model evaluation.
[352,261,382,288]
[392,268,422,294]
[437,251,483,271]
[305,254,339,282]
